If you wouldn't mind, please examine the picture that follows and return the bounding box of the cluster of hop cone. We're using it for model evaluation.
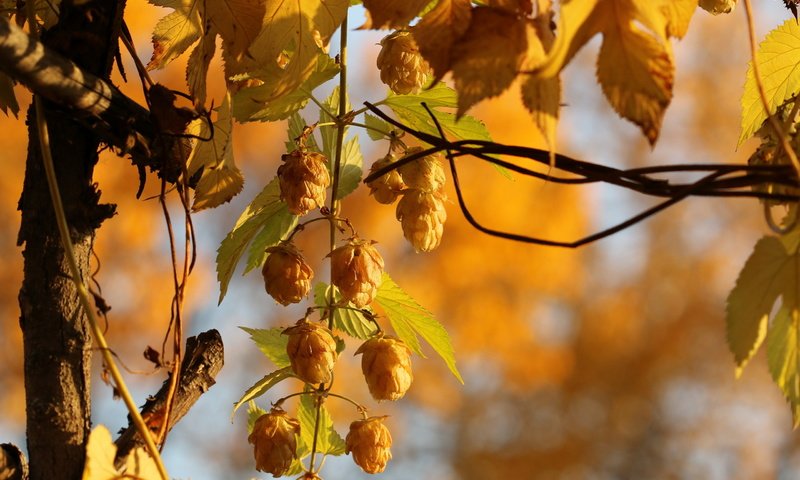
[247,29,448,477]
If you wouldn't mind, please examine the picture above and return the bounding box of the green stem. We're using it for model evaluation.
[33,96,168,479]
[307,90,337,119]
[350,121,392,138]
[351,99,386,118]
[326,392,367,414]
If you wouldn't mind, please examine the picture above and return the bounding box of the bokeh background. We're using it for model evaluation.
[2,2,799,479]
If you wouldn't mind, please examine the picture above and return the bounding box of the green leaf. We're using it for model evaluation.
[320,86,350,159]
[297,391,346,456]
[335,136,363,200]
[364,112,391,140]
[313,282,377,339]
[233,54,339,122]
[739,19,800,146]
[232,367,294,417]
[246,401,269,433]
[285,112,322,153]
[767,306,800,427]
[375,273,463,383]
[240,326,291,368]
[243,211,298,275]
[726,236,794,375]
[216,178,298,302]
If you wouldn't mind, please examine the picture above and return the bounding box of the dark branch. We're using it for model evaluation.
[0,15,181,183]
[114,329,224,464]
[363,101,800,248]
[0,444,27,480]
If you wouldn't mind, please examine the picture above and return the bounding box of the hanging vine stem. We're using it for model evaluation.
[24,3,169,477]
[361,101,800,248]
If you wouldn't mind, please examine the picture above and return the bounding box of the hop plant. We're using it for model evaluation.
[261,243,313,305]
[283,320,339,384]
[278,150,331,215]
[345,416,393,474]
[248,408,301,476]
[329,238,385,307]
[397,148,445,192]
[396,189,447,252]
[356,335,413,401]
[367,155,406,204]
[376,30,430,95]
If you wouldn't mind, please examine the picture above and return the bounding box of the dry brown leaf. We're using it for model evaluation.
[362,0,429,29]
[451,7,527,115]
[487,0,533,15]
[411,0,472,81]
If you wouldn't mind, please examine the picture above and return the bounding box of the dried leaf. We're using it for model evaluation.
[361,0,429,29]
[450,7,527,115]
[411,0,472,80]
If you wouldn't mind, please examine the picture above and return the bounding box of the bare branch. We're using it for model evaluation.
[114,329,224,464]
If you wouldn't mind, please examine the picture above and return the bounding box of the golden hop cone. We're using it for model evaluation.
[376,30,430,95]
[261,243,313,305]
[248,408,300,476]
[278,150,331,215]
[398,148,445,192]
[283,320,338,384]
[367,156,406,204]
[355,335,413,401]
[329,239,385,308]
[345,416,393,474]
[396,189,447,252]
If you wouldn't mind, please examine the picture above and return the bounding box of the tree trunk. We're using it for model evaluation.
[17,2,124,479]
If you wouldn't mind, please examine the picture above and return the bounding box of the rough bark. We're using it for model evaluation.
[17,2,125,479]
[114,330,225,464]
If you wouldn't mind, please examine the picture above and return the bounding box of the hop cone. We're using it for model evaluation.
[345,416,393,474]
[283,320,338,384]
[278,150,330,215]
[261,243,313,305]
[329,238,385,308]
[376,31,430,95]
[356,335,413,401]
[396,189,447,252]
[248,408,300,476]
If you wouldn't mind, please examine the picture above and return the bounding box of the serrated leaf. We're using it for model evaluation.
[298,392,346,456]
[233,54,339,122]
[364,112,391,140]
[450,7,527,114]
[320,87,351,159]
[727,236,793,375]
[246,0,348,102]
[186,24,216,106]
[336,137,363,200]
[767,306,800,427]
[286,112,321,153]
[313,282,377,339]
[739,19,800,146]
[148,0,202,70]
[232,367,294,417]
[375,273,463,383]
[216,178,297,302]
[246,401,269,432]
[240,326,291,368]
[411,0,472,80]
[384,83,493,142]
[186,93,244,211]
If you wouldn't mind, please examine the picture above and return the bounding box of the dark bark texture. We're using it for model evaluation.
[17,2,125,479]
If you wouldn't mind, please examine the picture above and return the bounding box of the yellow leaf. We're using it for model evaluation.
[361,0,429,29]
[148,0,203,70]
[246,0,348,102]
[123,448,161,480]
[451,7,527,115]
[206,0,266,61]
[82,426,118,480]
[186,93,244,211]
[596,10,673,144]
[411,0,472,80]
[486,0,532,15]
[662,0,697,39]
[521,16,560,156]
[739,20,800,146]
[186,25,217,107]
[538,0,675,144]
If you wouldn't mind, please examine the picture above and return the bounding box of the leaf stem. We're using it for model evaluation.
[307,90,337,119]
[350,121,392,138]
